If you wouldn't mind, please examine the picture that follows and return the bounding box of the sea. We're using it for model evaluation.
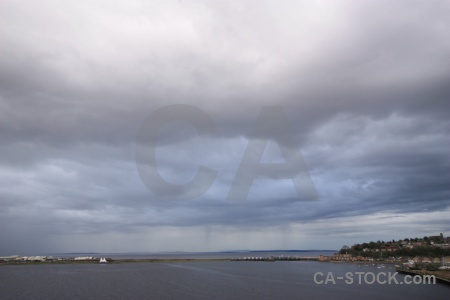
[0,251,448,299]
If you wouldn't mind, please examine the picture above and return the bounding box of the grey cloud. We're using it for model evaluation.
[0,0,449,253]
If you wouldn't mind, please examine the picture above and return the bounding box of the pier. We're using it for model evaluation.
[231,256,319,262]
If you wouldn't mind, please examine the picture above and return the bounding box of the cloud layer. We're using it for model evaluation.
[1,0,449,254]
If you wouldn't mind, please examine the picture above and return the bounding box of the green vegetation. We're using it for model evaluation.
[340,246,450,258]
[338,234,450,258]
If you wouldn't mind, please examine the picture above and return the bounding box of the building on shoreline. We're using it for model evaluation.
[319,254,374,262]
[0,255,103,264]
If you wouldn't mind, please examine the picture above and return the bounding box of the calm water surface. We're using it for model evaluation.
[1,261,448,299]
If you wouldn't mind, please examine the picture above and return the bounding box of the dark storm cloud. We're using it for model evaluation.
[0,0,449,253]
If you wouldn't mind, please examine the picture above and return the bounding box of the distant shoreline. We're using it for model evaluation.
[0,258,232,266]
[0,256,413,266]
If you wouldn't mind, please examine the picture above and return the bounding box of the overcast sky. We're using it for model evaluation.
[1,0,449,255]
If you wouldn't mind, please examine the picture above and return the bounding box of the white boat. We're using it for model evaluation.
[99,257,108,263]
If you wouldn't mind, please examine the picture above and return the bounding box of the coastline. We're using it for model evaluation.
[0,258,231,266]
[3,255,450,286]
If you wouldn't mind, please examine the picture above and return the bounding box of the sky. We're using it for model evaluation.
[0,0,449,255]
